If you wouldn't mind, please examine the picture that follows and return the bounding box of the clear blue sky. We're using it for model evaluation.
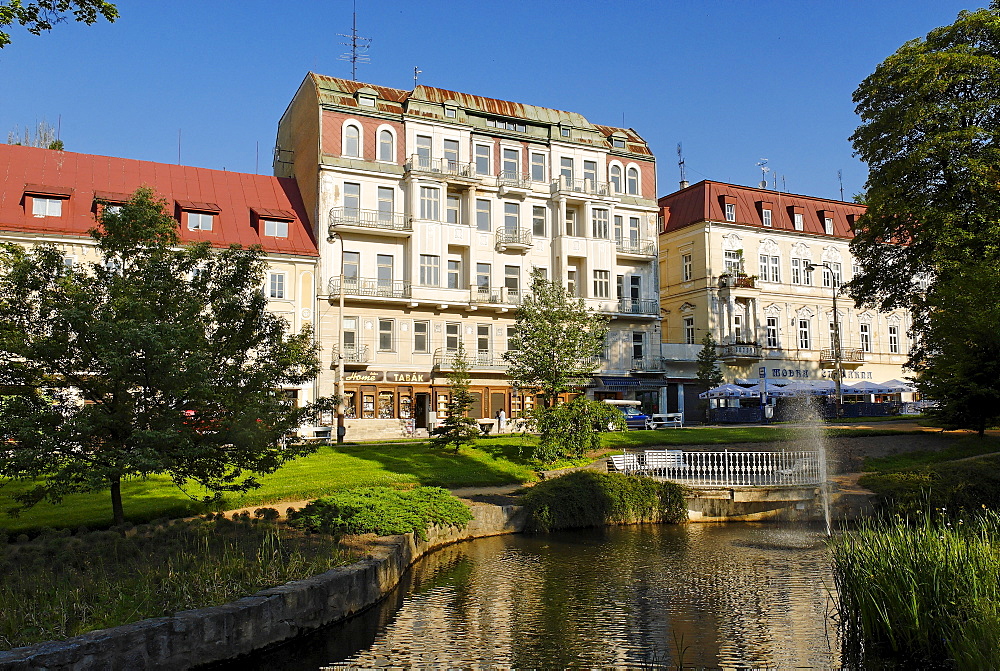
[0,0,980,200]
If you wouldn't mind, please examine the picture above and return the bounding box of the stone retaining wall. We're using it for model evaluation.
[0,504,526,671]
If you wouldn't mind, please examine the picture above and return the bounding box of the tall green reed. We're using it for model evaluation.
[832,509,1000,669]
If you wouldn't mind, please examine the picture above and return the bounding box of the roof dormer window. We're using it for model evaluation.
[359,96,376,107]
[611,137,626,148]
[32,197,63,218]
[252,207,295,238]
[187,212,214,231]
[24,184,72,218]
[355,87,378,108]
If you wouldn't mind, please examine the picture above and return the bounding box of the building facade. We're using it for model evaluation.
[658,180,910,403]
[274,74,660,437]
[0,143,320,409]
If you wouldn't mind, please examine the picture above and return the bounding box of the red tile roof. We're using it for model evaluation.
[0,144,317,257]
[659,180,866,239]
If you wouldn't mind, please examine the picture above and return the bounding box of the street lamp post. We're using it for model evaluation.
[327,228,346,444]
[807,262,842,417]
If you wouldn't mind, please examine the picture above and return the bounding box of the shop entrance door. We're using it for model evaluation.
[414,393,429,429]
[490,392,505,417]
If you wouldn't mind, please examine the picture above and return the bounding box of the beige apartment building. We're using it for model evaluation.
[275,74,660,437]
[658,180,911,413]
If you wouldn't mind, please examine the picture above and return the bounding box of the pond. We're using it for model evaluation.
[241,523,839,669]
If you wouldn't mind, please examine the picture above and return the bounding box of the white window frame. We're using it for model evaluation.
[378,319,394,351]
[609,164,623,193]
[32,196,63,217]
[530,152,546,182]
[798,319,811,350]
[794,212,804,231]
[187,211,214,231]
[263,219,288,237]
[533,205,546,237]
[475,144,491,176]
[626,166,639,195]
[824,217,834,235]
[269,272,286,299]
[343,122,362,158]
[377,127,396,162]
[724,202,736,222]
[419,254,440,286]
[447,258,462,289]
[682,253,693,282]
[684,317,695,345]
[860,323,872,353]
[419,186,440,221]
[593,270,610,298]
[766,316,779,348]
[592,208,609,239]
[762,208,772,227]
[889,325,900,354]
[413,321,429,353]
[476,198,491,232]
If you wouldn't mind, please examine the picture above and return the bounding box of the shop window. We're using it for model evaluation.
[344,391,357,419]
[378,391,394,418]
[399,392,413,419]
[362,392,376,419]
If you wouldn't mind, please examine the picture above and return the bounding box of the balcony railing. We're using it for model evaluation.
[497,170,531,190]
[332,344,370,364]
[630,356,666,372]
[495,227,533,249]
[470,286,526,305]
[719,343,763,361]
[820,348,866,364]
[433,349,508,370]
[615,238,657,257]
[616,298,659,315]
[550,176,613,197]
[718,273,757,289]
[328,276,411,299]
[329,207,411,232]
[405,155,477,179]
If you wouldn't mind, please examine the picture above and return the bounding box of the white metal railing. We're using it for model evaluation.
[329,207,411,231]
[609,450,822,487]
[497,170,531,190]
[406,155,477,179]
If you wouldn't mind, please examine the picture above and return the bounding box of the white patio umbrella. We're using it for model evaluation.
[845,380,895,395]
[883,378,918,393]
[746,381,797,397]
[782,380,834,396]
[699,383,759,399]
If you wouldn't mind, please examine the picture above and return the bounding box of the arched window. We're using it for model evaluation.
[379,130,394,162]
[609,165,622,193]
[344,124,361,157]
[626,167,639,195]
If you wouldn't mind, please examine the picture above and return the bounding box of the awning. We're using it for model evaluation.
[596,376,640,388]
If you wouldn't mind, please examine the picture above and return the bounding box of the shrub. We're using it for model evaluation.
[861,453,1000,515]
[288,486,473,540]
[519,470,687,532]
[833,511,1000,668]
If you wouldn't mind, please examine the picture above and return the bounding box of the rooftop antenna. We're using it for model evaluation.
[782,175,787,192]
[413,66,422,88]
[338,0,371,81]
[756,158,770,188]
[177,129,181,165]
[677,143,688,189]
[838,169,844,201]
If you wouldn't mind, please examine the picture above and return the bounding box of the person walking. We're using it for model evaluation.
[496,408,507,433]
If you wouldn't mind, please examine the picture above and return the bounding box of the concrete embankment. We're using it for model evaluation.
[0,504,527,671]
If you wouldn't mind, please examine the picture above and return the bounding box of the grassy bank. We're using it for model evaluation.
[859,436,1000,513]
[833,511,1000,668]
[0,512,354,651]
[0,425,919,533]
[519,471,687,532]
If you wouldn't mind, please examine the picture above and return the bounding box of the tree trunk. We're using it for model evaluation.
[110,477,125,526]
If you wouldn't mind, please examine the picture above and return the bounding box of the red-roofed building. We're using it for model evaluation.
[275,74,661,436]
[657,180,912,417]
[0,143,320,414]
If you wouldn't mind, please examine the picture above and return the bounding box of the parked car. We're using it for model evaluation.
[601,399,650,431]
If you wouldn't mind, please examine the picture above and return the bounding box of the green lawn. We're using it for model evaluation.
[0,424,920,534]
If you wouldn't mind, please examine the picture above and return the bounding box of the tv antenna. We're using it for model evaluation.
[413,66,422,88]
[838,169,844,201]
[677,143,687,186]
[756,158,770,188]
[338,0,371,81]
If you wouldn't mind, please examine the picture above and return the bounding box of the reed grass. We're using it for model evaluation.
[832,510,1000,668]
[0,512,353,651]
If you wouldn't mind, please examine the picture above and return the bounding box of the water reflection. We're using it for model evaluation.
[247,524,838,669]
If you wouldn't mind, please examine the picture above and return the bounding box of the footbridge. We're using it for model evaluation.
[608,449,827,522]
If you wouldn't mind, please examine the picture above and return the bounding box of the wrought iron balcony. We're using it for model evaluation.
[718,273,757,289]
[470,286,526,305]
[616,298,659,315]
[630,356,667,372]
[719,342,763,362]
[433,349,508,371]
[820,348,866,369]
[328,276,411,299]
[497,170,532,193]
[615,237,657,257]
[405,155,478,181]
[550,176,613,197]
[495,227,533,251]
[332,344,370,365]
[329,207,411,232]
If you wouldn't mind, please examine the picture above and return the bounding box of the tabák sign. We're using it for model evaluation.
[342,371,431,383]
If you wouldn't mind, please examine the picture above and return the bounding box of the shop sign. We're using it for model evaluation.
[344,371,384,382]
[760,367,874,380]
[343,371,431,383]
[386,371,431,383]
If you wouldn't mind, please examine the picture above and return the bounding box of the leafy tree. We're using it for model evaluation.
[0,187,330,525]
[503,268,608,408]
[849,5,1000,434]
[528,397,624,463]
[430,344,480,452]
[696,332,723,389]
[912,266,1000,437]
[849,5,1000,311]
[0,1,117,47]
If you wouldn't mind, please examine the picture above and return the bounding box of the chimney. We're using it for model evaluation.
[679,180,689,190]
